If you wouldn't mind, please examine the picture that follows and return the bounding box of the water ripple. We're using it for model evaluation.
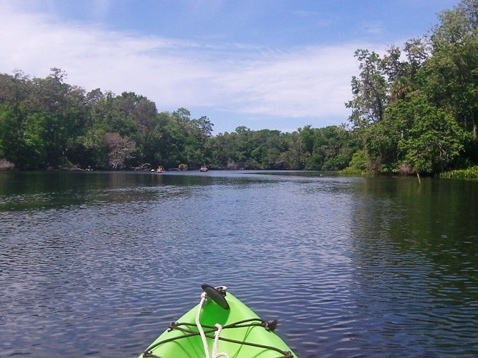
[1,173,477,357]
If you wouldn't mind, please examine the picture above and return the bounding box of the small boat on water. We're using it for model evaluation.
[199,165,208,172]
[139,284,296,358]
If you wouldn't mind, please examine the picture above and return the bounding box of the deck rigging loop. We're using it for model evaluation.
[142,319,293,358]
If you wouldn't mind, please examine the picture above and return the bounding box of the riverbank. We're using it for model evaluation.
[440,166,478,180]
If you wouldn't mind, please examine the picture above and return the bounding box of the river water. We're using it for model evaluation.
[0,171,477,357]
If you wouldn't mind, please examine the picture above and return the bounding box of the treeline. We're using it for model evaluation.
[1,0,478,174]
[0,68,358,171]
[345,0,478,175]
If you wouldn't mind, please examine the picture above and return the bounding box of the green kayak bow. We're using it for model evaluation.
[140,284,297,358]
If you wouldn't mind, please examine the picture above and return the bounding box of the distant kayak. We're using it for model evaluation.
[139,284,296,358]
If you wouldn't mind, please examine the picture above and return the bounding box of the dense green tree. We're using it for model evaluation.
[346,49,388,129]
[342,0,478,175]
[396,94,466,174]
[0,106,22,163]
[0,69,89,168]
[424,0,478,164]
[191,116,214,137]
[298,125,357,170]
[283,131,304,170]
[152,111,185,168]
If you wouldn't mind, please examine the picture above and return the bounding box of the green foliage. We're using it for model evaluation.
[299,125,357,171]
[396,95,466,174]
[3,70,355,171]
[344,0,478,175]
[340,150,368,176]
[0,106,16,160]
[346,49,388,129]
[440,165,478,179]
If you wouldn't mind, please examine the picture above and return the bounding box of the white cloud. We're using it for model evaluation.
[213,46,359,119]
[0,2,380,130]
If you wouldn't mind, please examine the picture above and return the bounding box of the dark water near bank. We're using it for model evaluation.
[1,171,477,357]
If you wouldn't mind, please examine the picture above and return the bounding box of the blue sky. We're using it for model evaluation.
[0,0,460,134]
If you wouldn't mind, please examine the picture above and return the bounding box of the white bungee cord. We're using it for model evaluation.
[195,291,230,358]
[196,292,210,358]
[213,324,229,358]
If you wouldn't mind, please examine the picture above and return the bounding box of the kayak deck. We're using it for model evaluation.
[140,285,296,358]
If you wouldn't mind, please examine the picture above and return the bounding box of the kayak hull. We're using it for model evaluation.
[140,290,296,358]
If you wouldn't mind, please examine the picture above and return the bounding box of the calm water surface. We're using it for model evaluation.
[0,171,477,357]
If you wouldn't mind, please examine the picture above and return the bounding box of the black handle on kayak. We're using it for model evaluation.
[201,283,230,310]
